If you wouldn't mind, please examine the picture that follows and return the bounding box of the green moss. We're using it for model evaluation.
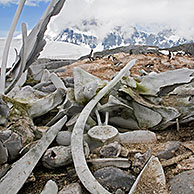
[2,95,31,117]
[135,83,148,93]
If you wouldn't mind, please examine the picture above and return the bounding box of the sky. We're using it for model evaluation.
[0,0,194,40]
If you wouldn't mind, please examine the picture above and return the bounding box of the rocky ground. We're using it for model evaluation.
[0,51,194,194]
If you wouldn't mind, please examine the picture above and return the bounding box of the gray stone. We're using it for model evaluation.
[3,132,22,161]
[42,146,72,169]
[0,98,10,126]
[0,130,11,142]
[56,131,71,146]
[156,141,180,160]
[41,180,58,194]
[100,141,121,158]
[133,148,152,174]
[59,183,82,194]
[0,141,8,165]
[169,170,194,194]
[94,167,135,193]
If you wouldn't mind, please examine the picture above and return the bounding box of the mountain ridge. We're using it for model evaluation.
[45,26,193,50]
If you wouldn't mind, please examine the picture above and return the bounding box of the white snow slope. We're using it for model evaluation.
[0,39,90,68]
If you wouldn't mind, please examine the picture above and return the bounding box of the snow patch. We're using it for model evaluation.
[0,39,90,68]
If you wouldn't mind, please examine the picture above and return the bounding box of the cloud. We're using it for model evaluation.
[0,0,49,6]
[47,0,194,40]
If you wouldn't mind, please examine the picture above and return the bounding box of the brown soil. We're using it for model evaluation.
[57,53,194,80]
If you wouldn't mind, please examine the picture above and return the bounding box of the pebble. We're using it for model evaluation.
[0,141,8,165]
[99,141,121,158]
[41,180,58,194]
[133,148,151,174]
[156,141,180,160]
[3,132,23,161]
[58,183,82,194]
[56,131,72,146]
[0,98,10,126]
[94,166,135,193]
[0,130,11,142]
[169,170,194,194]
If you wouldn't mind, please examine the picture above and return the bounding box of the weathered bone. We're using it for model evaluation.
[5,22,27,94]
[0,116,67,194]
[0,0,26,94]
[71,59,137,194]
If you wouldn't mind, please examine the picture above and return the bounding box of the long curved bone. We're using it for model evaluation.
[0,0,26,94]
[71,59,137,194]
[5,23,27,94]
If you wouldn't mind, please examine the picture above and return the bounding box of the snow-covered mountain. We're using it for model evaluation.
[45,26,193,50]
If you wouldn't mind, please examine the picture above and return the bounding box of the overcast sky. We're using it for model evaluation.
[1,0,194,40]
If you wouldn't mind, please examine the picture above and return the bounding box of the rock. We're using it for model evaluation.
[156,141,180,160]
[0,130,11,142]
[56,131,71,146]
[3,132,22,161]
[42,146,72,169]
[88,125,119,143]
[130,156,167,194]
[0,141,8,165]
[120,146,129,157]
[0,97,10,126]
[94,167,135,193]
[133,148,152,174]
[59,183,82,194]
[41,180,58,194]
[169,170,194,194]
[99,141,121,158]
[88,158,131,169]
[119,130,157,144]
